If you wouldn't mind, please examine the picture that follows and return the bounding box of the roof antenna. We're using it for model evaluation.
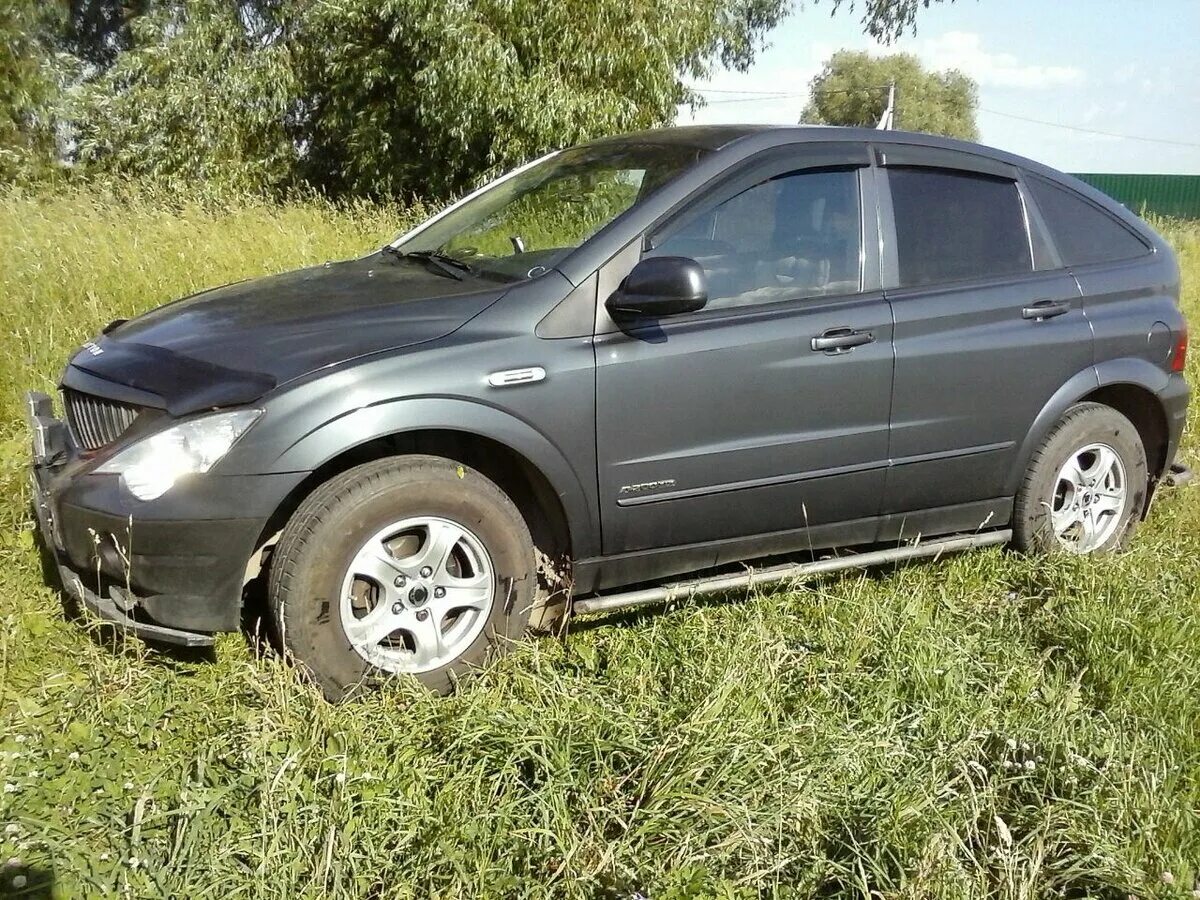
[876,80,896,130]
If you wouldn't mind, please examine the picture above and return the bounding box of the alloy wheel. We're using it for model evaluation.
[1049,442,1127,553]
[339,516,495,674]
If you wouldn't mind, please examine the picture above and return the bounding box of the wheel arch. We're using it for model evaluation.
[1006,358,1172,501]
[244,401,597,620]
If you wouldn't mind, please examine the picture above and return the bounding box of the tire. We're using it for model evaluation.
[1013,402,1147,555]
[268,455,537,699]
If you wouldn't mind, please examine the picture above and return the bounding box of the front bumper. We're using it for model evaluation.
[26,391,305,645]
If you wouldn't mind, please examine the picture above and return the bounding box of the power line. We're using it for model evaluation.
[687,86,802,97]
[686,90,1200,149]
[701,94,805,104]
[691,84,892,104]
[979,107,1200,149]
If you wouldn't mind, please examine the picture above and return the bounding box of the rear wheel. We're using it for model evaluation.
[1013,402,1147,554]
[268,455,537,699]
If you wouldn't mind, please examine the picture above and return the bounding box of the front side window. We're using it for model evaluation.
[650,168,863,310]
[1026,174,1150,267]
[888,167,1033,288]
[398,143,707,282]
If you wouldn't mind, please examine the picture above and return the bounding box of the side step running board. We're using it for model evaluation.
[572,530,1012,616]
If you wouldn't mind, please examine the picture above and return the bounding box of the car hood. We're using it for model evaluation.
[62,255,508,415]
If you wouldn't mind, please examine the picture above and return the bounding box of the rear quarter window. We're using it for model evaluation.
[1026,174,1150,267]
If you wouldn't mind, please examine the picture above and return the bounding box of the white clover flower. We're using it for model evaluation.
[14,736,25,744]
[11,874,26,890]
[67,752,79,762]
[2,785,16,795]
[123,782,134,791]
[1005,738,1017,750]
[127,856,140,869]
[335,773,346,786]
[99,853,110,862]
[1161,871,1174,885]
[1023,759,1036,771]
[3,825,17,836]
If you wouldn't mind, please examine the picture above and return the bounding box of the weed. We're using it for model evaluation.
[0,190,1197,898]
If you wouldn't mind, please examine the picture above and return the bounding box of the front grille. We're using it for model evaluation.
[62,388,141,451]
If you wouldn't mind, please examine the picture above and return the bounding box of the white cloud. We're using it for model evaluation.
[919,31,1085,89]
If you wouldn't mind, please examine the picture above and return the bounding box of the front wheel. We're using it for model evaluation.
[1013,402,1148,554]
[268,455,537,699]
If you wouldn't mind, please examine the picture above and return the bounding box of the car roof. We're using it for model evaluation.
[559,124,1167,281]
[584,124,1056,176]
[581,124,778,151]
[581,124,1155,232]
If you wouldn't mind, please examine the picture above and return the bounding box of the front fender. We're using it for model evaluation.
[1004,358,1173,496]
[269,396,599,558]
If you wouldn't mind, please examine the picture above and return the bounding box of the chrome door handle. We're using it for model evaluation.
[1022,299,1071,320]
[811,327,875,353]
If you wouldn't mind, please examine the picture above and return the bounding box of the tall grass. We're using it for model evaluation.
[0,189,1197,898]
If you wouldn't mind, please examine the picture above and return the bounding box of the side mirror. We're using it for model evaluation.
[606,256,707,318]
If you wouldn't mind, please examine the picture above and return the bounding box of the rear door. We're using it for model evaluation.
[878,148,1092,523]
[594,144,894,555]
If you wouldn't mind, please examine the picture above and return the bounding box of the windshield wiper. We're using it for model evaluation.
[380,246,470,281]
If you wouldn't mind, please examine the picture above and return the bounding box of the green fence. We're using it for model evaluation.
[1070,173,1200,220]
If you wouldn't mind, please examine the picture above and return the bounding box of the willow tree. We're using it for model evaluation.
[55,0,962,196]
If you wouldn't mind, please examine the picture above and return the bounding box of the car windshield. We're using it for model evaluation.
[394,142,709,282]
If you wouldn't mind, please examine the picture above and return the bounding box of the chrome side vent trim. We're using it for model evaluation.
[487,367,546,388]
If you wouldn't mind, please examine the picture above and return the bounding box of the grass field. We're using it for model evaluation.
[0,189,1197,899]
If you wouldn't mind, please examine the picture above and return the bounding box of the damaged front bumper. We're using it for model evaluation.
[25,391,302,647]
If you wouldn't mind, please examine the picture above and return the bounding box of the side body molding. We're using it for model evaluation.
[269,397,600,559]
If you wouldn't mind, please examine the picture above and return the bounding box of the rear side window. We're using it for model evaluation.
[888,167,1032,287]
[1026,175,1150,267]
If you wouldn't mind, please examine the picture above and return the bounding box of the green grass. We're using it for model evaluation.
[0,191,1198,898]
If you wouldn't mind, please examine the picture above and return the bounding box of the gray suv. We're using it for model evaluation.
[26,126,1190,697]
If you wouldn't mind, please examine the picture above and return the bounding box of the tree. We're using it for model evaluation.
[61,0,152,72]
[8,0,964,196]
[68,0,300,193]
[800,50,978,140]
[822,0,960,43]
[294,0,806,199]
[67,0,797,199]
[0,0,62,182]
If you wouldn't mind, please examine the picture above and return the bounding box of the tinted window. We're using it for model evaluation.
[652,168,862,310]
[889,167,1032,287]
[1027,175,1149,267]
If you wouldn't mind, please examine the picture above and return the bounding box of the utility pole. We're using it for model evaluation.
[876,80,896,130]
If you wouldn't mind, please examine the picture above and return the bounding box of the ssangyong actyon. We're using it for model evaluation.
[26,126,1189,698]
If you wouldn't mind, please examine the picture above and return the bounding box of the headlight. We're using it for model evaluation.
[96,409,262,501]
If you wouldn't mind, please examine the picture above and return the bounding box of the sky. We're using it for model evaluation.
[676,0,1200,174]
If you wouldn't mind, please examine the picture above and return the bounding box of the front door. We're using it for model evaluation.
[594,151,894,555]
